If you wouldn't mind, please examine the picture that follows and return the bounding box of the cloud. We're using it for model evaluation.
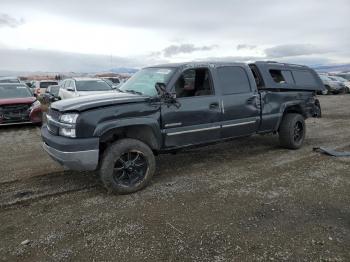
[237,44,257,50]
[264,44,329,58]
[0,48,168,72]
[0,14,24,28]
[163,44,217,57]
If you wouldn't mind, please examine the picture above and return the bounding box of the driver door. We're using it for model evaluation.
[161,67,222,148]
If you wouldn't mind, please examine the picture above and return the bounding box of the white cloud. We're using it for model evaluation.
[0,0,349,71]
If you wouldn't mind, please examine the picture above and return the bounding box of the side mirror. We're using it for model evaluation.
[155,82,180,108]
[67,87,74,92]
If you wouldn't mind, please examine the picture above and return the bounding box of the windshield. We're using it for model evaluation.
[76,80,113,91]
[320,75,330,81]
[49,86,60,95]
[338,74,350,80]
[330,76,346,82]
[0,85,32,99]
[119,68,175,96]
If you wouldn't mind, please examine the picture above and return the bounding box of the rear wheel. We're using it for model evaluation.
[99,138,155,194]
[279,113,306,149]
[313,102,322,118]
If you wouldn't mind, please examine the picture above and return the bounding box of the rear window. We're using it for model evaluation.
[0,85,32,98]
[269,70,295,85]
[40,81,58,89]
[217,66,251,94]
[76,80,113,91]
[292,70,317,86]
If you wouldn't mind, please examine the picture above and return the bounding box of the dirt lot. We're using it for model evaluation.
[0,95,349,261]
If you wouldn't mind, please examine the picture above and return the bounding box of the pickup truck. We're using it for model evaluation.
[41,61,324,194]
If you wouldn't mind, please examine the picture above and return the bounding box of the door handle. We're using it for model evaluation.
[209,102,219,109]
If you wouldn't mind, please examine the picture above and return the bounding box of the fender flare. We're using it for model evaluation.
[274,101,305,131]
[93,117,162,150]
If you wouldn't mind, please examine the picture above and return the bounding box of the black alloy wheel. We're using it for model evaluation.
[113,151,148,186]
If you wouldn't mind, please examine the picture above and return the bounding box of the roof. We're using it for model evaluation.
[254,61,309,69]
[70,77,103,81]
[149,61,246,69]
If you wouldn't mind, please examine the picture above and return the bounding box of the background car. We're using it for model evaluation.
[329,76,350,93]
[42,85,60,103]
[0,83,42,126]
[318,74,346,94]
[58,78,116,100]
[0,76,21,84]
[34,80,59,96]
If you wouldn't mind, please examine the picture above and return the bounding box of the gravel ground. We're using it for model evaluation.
[0,95,349,261]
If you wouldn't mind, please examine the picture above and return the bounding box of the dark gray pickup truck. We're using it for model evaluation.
[42,61,324,194]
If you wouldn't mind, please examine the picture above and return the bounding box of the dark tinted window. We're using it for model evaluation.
[217,66,251,94]
[40,81,58,89]
[174,68,214,98]
[292,70,317,86]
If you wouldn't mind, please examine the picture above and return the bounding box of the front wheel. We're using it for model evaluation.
[99,138,156,194]
[278,113,306,149]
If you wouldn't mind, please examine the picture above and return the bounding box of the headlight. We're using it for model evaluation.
[60,113,79,124]
[58,113,79,137]
[59,127,76,138]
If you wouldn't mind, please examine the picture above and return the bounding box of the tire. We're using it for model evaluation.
[324,86,332,95]
[278,113,306,149]
[99,138,156,194]
[313,102,322,118]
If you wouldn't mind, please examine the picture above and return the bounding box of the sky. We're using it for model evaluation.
[0,0,349,72]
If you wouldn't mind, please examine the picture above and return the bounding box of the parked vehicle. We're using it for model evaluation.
[0,83,42,126]
[329,76,350,93]
[0,76,21,84]
[34,80,59,96]
[42,61,324,194]
[319,74,346,94]
[42,85,60,103]
[58,78,116,100]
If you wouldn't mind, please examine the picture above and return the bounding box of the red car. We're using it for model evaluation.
[0,83,42,126]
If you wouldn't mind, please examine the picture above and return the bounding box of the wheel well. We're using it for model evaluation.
[283,105,306,118]
[99,125,160,154]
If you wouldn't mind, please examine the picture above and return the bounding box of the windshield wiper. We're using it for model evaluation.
[123,89,144,95]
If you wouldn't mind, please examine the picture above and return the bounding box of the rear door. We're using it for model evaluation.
[215,66,260,138]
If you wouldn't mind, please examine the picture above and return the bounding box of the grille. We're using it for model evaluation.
[46,108,62,135]
[48,108,61,120]
[0,104,30,123]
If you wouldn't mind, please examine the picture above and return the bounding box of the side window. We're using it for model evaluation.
[62,80,68,89]
[217,66,251,94]
[292,70,317,86]
[174,68,214,98]
[269,69,295,84]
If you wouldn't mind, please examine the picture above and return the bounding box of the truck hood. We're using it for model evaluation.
[51,92,150,112]
[0,97,36,106]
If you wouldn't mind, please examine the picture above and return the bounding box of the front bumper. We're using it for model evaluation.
[41,125,99,171]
